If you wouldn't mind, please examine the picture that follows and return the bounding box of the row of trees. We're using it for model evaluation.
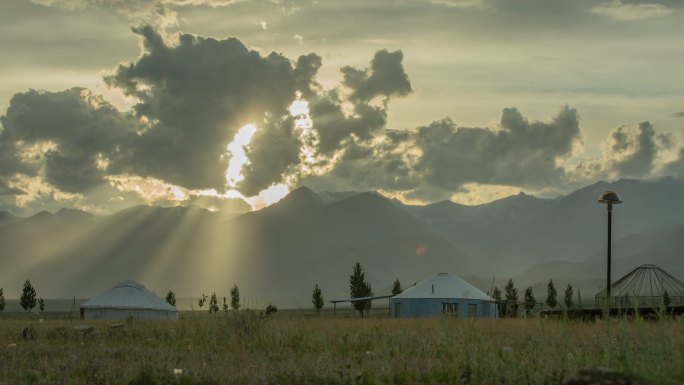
[0,280,45,313]
[167,284,278,316]
[491,278,584,317]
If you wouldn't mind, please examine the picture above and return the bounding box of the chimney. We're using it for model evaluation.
[431,284,434,294]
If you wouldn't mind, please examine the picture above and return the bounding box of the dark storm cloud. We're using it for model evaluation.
[342,50,412,103]
[603,121,660,178]
[414,106,581,194]
[0,88,136,193]
[310,50,411,155]
[239,117,302,196]
[674,111,684,118]
[105,26,319,192]
[302,106,582,201]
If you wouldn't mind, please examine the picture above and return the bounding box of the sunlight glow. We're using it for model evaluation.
[288,92,323,176]
[246,183,290,210]
[450,183,522,205]
[226,123,258,187]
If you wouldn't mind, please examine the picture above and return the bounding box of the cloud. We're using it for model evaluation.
[342,50,412,103]
[104,26,319,192]
[411,106,581,199]
[0,88,137,193]
[591,1,673,21]
[674,111,684,118]
[663,148,684,177]
[302,106,583,202]
[601,121,660,178]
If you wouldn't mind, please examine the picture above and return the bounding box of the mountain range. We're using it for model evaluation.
[1,177,683,308]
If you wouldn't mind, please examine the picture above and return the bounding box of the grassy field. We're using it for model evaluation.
[1,312,682,385]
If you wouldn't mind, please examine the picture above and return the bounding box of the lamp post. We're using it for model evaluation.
[598,191,622,309]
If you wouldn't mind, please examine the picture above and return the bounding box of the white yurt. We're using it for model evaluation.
[80,280,178,320]
[391,272,497,318]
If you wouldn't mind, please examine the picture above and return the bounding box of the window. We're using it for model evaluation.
[394,303,401,317]
[468,303,477,317]
[442,302,459,317]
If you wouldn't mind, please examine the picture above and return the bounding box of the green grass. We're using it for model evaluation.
[1,312,682,384]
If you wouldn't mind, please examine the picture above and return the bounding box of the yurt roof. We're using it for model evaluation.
[393,272,492,300]
[595,264,684,299]
[81,280,178,312]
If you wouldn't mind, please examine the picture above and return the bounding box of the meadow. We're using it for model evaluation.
[1,312,682,385]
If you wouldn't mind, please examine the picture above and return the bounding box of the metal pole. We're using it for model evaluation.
[607,204,612,308]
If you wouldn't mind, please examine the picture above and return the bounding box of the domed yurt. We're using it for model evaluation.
[594,264,684,308]
[80,280,178,320]
[391,272,497,318]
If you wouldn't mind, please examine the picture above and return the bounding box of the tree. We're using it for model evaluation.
[38,298,45,312]
[492,287,502,302]
[165,290,176,306]
[504,278,519,317]
[392,279,403,296]
[349,262,373,317]
[524,287,536,316]
[265,303,277,316]
[198,293,207,310]
[209,292,219,314]
[546,280,558,309]
[312,284,324,315]
[564,284,574,309]
[223,296,229,312]
[576,288,583,310]
[20,279,37,312]
[0,288,5,313]
[230,284,240,310]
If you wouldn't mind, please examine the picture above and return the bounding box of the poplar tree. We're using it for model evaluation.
[349,262,373,317]
[504,278,519,317]
[312,284,324,315]
[209,292,219,314]
[492,287,502,302]
[198,293,208,310]
[524,287,536,316]
[576,288,583,310]
[0,288,5,312]
[546,280,558,309]
[391,279,403,296]
[564,284,574,309]
[230,285,241,310]
[38,298,45,312]
[165,290,176,306]
[20,279,37,312]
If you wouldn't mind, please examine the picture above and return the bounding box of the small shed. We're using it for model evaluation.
[80,280,178,320]
[391,272,497,318]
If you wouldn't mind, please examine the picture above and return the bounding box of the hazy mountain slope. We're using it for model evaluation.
[1,178,683,306]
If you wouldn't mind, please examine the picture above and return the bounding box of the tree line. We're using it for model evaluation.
[491,278,585,317]
[0,280,45,313]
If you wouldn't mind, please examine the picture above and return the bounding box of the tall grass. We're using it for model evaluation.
[0,314,681,384]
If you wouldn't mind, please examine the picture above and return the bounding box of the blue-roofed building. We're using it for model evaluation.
[391,272,497,318]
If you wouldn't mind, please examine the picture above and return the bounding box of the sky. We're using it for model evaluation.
[0,0,683,215]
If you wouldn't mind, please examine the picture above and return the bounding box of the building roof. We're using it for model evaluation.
[595,264,684,299]
[80,280,178,312]
[392,272,492,300]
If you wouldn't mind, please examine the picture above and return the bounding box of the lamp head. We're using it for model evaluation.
[598,191,622,205]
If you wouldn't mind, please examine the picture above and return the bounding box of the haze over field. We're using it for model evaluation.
[1,1,683,306]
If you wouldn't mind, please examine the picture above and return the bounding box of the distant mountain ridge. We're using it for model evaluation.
[1,177,683,307]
